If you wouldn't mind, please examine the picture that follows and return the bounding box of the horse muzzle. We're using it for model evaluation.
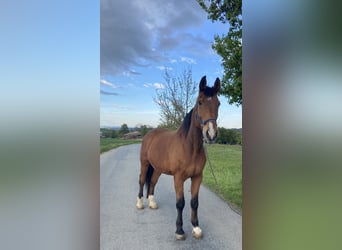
[202,120,218,144]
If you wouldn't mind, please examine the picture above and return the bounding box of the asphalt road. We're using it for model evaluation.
[101,144,241,250]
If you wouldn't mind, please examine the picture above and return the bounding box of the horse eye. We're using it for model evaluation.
[198,101,202,106]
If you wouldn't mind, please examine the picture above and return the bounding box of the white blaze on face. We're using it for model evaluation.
[208,121,216,139]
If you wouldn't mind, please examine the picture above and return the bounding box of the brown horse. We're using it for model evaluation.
[136,76,220,240]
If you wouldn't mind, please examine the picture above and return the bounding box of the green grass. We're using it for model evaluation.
[100,138,141,153]
[202,144,242,211]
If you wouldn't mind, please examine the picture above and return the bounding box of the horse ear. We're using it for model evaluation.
[214,77,220,94]
[199,76,207,92]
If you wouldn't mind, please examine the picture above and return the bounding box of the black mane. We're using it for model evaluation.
[179,108,193,137]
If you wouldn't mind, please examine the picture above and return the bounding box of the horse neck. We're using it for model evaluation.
[189,123,204,153]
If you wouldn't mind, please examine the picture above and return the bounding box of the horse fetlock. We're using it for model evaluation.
[175,233,186,240]
[136,197,144,209]
[192,226,203,239]
[175,227,185,240]
[148,195,158,209]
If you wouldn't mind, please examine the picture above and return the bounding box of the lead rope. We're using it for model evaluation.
[203,143,242,215]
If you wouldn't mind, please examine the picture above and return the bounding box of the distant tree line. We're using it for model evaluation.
[101,124,241,145]
[217,127,242,145]
[100,124,153,138]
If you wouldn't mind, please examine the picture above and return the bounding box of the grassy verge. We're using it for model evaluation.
[100,138,141,153]
[202,144,242,212]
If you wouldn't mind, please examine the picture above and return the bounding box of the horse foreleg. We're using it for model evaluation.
[174,175,185,240]
[191,174,203,239]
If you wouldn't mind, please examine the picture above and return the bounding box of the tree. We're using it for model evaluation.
[217,127,242,145]
[111,129,118,138]
[154,68,197,129]
[198,0,242,106]
[118,123,129,136]
[140,125,153,136]
[100,128,112,138]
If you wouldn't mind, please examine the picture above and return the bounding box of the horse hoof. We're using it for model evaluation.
[136,197,144,209]
[192,227,203,239]
[148,195,158,209]
[149,203,158,209]
[175,233,186,240]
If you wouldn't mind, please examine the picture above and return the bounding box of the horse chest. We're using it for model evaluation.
[185,163,203,177]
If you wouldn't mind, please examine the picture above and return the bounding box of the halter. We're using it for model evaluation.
[195,110,217,127]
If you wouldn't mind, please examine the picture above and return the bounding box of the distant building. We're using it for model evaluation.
[122,131,142,139]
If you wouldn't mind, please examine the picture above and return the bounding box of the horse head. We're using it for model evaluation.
[195,76,221,143]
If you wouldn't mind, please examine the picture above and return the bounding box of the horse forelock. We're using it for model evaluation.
[202,86,217,97]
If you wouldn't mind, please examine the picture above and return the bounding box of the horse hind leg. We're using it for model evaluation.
[136,160,149,209]
[147,170,161,209]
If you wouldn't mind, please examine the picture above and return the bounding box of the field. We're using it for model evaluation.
[100,138,242,211]
[100,138,141,153]
[202,144,242,212]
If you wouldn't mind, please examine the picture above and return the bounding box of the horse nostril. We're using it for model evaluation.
[213,132,217,141]
[206,130,217,142]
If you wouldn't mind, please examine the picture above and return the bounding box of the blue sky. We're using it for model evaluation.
[100,0,242,128]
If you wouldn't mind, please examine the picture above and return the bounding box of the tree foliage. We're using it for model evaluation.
[118,123,129,136]
[217,127,242,145]
[100,128,111,138]
[198,0,242,106]
[111,129,118,138]
[136,125,153,136]
[154,68,197,129]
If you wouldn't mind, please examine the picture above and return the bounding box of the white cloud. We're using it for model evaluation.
[180,56,197,64]
[100,90,119,96]
[153,83,165,89]
[100,79,113,87]
[143,83,152,88]
[122,70,141,76]
[156,66,173,71]
[100,79,120,89]
[143,83,165,89]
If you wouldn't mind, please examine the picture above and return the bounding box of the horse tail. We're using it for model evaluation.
[145,164,154,198]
